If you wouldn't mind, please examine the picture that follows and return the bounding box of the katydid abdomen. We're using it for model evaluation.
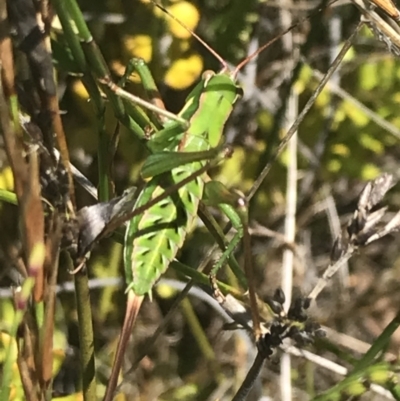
[124,72,240,296]
[123,162,204,295]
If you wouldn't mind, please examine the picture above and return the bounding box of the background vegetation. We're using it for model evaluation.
[2,0,400,400]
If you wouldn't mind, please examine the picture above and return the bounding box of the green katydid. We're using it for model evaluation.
[50,0,338,398]
[99,2,317,399]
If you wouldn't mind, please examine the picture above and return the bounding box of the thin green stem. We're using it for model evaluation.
[312,312,400,401]
[180,298,222,381]
[74,272,96,401]
[61,253,96,401]
[353,312,400,373]
[51,0,110,200]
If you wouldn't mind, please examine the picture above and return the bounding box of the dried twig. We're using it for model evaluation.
[309,173,400,301]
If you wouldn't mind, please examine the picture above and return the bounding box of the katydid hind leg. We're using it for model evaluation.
[203,182,263,338]
[203,181,248,281]
[219,201,262,340]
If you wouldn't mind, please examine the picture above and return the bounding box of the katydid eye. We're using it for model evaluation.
[202,70,215,81]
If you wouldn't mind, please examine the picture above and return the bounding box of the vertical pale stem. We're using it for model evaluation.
[280,89,298,401]
[280,2,298,400]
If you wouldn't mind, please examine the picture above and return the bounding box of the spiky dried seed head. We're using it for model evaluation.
[364,173,395,210]
[330,235,348,262]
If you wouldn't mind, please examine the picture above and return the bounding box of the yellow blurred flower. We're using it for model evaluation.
[164,54,203,89]
[123,34,153,63]
[166,2,200,39]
